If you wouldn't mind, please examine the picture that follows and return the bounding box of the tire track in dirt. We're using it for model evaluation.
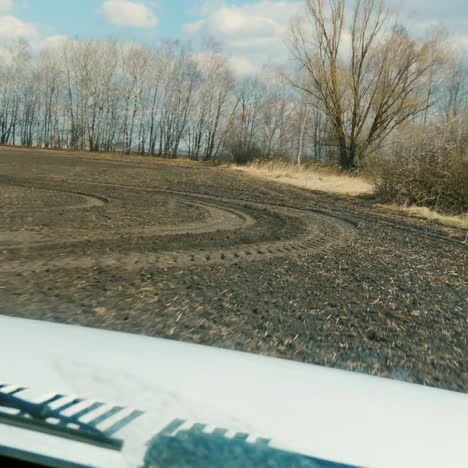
[0,178,357,272]
[0,194,254,248]
[0,182,108,212]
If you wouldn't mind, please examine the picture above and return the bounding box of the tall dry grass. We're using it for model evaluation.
[231,158,467,230]
[232,160,373,196]
[378,204,468,229]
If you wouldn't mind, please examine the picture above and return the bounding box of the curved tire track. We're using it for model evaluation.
[0,178,357,272]
[0,183,107,212]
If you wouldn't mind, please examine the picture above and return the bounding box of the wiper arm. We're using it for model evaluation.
[0,392,123,451]
[0,392,100,431]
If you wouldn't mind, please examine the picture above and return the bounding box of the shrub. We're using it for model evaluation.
[367,125,468,215]
[227,142,264,165]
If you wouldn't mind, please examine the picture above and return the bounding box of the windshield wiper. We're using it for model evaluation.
[0,392,123,451]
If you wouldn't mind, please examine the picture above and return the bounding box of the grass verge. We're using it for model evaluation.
[232,160,372,196]
[232,160,467,230]
[377,204,468,230]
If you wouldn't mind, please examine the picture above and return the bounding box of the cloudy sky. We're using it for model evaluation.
[1,0,467,72]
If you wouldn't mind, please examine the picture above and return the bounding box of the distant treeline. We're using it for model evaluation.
[0,0,467,174]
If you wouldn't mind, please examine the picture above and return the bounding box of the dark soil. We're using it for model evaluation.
[0,148,466,393]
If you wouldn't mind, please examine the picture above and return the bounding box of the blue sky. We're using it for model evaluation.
[1,0,467,73]
[11,0,203,42]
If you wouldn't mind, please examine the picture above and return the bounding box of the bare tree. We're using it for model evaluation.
[288,0,445,169]
[440,48,468,124]
[0,17,458,168]
[187,43,235,160]
[227,76,266,162]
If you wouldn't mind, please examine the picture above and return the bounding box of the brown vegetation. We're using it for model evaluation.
[368,123,468,215]
[232,160,372,196]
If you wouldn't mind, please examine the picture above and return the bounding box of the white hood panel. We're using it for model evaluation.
[0,316,467,467]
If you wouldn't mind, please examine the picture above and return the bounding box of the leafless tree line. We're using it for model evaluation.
[0,38,321,163]
[0,0,466,169]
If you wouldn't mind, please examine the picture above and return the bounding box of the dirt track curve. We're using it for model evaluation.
[0,148,466,393]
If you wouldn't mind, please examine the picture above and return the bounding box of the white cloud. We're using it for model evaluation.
[185,1,298,38]
[186,0,468,75]
[101,0,158,28]
[184,20,203,35]
[456,35,468,52]
[227,35,282,49]
[0,0,12,13]
[227,55,256,75]
[0,15,38,40]
[192,49,223,66]
[184,1,301,74]
[193,49,255,76]
[39,34,68,51]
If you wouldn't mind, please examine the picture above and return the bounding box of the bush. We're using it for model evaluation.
[367,125,468,215]
[227,142,264,165]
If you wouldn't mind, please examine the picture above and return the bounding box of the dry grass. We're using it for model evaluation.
[232,160,467,230]
[378,204,468,230]
[231,160,373,196]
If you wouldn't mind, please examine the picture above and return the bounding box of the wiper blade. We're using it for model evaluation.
[0,392,123,451]
[0,392,100,431]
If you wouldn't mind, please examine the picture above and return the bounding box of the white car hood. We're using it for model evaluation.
[0,315,466,468]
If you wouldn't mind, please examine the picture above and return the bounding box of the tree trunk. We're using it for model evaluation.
[338,139,355,170]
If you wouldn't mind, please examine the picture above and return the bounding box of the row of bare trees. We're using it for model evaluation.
[0,38,320,162]
[0,0,466,170]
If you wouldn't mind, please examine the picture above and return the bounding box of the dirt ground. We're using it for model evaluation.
[0,148,466,393]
